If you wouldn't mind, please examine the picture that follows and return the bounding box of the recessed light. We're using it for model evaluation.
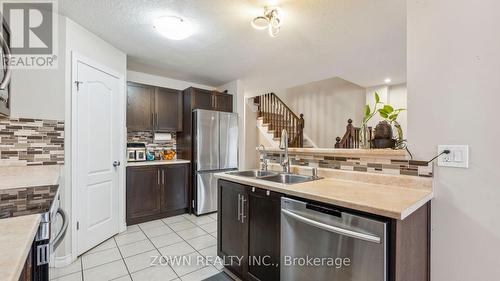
[384,78,392,84]
[153,16,194,40]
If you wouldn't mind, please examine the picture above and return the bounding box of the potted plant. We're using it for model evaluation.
[377,105,406,148]
[361,92,406,149]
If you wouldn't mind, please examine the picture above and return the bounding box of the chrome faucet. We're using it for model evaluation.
[279,129,290,173]
[259,144,268,171]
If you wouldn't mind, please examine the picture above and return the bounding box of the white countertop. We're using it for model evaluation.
[126,159,190,167]
[0,214,41,281]
[0,165,62,190]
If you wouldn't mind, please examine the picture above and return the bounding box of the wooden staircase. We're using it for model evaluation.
[254,93,305,148]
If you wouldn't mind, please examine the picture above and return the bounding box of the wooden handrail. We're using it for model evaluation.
[335,119,372,148]
[256,93,304,148]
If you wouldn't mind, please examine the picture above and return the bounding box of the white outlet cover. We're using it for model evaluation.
[437,145,469,168]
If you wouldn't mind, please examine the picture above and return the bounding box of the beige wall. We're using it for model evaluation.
[407,0,500,280]
[277,77,365,148]
[9,15,67,120]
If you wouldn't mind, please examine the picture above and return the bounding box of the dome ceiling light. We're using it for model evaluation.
[153,16,194,40]
[251,7,282,37]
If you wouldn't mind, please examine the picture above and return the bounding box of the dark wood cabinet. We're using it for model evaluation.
[155,87,183,132]
[214,92,233,112]
[126,166,162,223]
[127,82,154,131]
[127,163,189,225]
[247,188,281,281]
[218,180,281,280]
[127,82,182,132]
[161,164,189,212]
[177,87,233,166]
[218,180,248,277]
[191,88,215,110]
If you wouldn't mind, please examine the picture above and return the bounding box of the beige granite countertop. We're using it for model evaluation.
[258,147,408,159]
[215,172,433,220]
[0,165,62,190]
[126,159,190,167]
[0,214,41,281]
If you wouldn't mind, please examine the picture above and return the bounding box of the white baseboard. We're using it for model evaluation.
[50,254,74,268]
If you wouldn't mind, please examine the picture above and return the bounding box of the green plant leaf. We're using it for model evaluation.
[375,92,380,103]
[379,111,388,118]
[365,105,371,116]
[378,109,387,115]
[389,114,397,121]
[383,105,394,113]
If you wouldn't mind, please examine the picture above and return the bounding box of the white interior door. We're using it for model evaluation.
[75,59,120,255]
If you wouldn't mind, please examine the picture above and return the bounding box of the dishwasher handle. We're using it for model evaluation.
[282,209,381,244]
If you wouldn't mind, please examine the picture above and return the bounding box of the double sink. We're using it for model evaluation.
[228,170,320,184]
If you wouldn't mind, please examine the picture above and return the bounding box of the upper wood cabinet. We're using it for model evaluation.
[185,87,233,112]
[155,87,183,132]
[127,82,183,132]
[127,82,154,131]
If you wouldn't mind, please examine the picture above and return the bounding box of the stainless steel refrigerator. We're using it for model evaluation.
[193,109,238,215]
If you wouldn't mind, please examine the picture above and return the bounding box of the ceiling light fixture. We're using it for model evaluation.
[251,7,282,37]
[384,78,392,84]
[153,16,194,40]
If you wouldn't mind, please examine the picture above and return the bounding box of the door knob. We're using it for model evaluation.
[113,161,121,167]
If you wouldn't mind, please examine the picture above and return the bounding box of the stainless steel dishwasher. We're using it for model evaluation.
[281,197,388,281]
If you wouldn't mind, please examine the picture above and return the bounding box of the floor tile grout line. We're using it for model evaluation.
[61,215,218,281]
[137,220,180,279]
[112,235,133,280]
[158,215,219,278]
[80,258,84,281]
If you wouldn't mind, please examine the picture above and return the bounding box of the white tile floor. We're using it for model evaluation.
[50,213,223,281]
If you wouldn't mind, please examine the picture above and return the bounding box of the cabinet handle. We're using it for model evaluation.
[241,195,246,224]
[157,170,160,185]
[155,113,158,127]
[237,194,241,222]
[151,113,154,128]
[162,170,165,185]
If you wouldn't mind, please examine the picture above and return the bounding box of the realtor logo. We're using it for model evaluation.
[1,0,58,68]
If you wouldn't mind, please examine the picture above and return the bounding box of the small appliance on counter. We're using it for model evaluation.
[127,143,146,162]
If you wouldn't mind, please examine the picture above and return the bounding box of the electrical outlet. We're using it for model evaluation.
[437,145,469,168]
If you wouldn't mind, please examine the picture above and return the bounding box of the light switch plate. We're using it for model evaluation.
[437,145,469,168]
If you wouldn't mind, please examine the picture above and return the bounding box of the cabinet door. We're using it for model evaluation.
[127,82,154,131]
[155,87,183,132]
[161,164,189,212]
[218,180,248,278]
[192,88,216,110]
[126,166,162,224]
[247,188,281,281]
[215,93,233,112]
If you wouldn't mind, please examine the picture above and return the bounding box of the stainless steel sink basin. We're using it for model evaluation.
[261,174,317,184]
[228,170,279,178]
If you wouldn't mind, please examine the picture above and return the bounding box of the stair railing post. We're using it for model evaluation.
[298,113,304,148]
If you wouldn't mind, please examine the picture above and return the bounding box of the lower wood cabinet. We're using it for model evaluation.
[218,179,430,281]
[218,180,282,281]
[127,163,189,225]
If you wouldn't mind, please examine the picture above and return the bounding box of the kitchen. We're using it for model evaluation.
[0,1,499,281]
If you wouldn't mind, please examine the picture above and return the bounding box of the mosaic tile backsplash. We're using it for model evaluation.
[127,131,177,153]
[263,152,433,177]
[0,185,59,218]
[0,117,64,166]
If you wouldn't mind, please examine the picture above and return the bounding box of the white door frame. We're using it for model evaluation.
[70,51,126,261]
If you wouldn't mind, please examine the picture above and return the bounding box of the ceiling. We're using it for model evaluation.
[59,0,406,87]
